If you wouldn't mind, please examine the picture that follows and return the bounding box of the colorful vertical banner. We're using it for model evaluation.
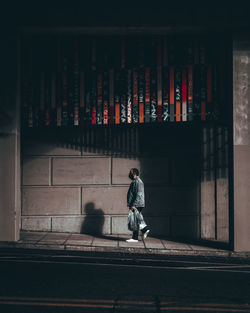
[175,68,181,122]
[21,36,223,128]
[169,66,175,121]
[162,38,169,122]
[103,71,109,125]
[127,69,132,124]
[97,72,103,125]
[138,68,144,123]
[150,68,157,122]
[157,39,162,122]
[182,68,187,121]
[109,69,115,124]
[144,67,150,123]
[138,40,144,124]
[132,68,139,123]
[114,69,120,124]
[187,40,193,121]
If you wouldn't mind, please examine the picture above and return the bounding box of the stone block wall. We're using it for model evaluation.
[233,36,250,251]
[21,126,200,239]
[200,125,230,243]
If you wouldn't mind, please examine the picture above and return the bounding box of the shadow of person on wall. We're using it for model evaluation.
[81,202,125,241]
[81,202,104,236]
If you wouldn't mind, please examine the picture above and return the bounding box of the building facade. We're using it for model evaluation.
[0,3,249,251]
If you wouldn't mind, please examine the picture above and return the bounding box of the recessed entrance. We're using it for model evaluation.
[20,31,232,248]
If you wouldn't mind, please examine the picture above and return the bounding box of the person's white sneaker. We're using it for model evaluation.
[126,238,138,243]
[143,230,150,240]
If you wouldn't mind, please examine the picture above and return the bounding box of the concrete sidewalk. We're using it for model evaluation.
[1,231,250,260]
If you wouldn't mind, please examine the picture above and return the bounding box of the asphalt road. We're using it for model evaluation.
[0,251,250,312]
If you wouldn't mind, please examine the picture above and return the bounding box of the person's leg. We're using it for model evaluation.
[137,207,150,238]
[141,225,149,234]
[137,207,148,233]
[132,229,139,240]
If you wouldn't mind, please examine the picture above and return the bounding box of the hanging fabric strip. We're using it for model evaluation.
[144,67,150,123]
[127,69,132,123]
[169,66,175,121]
[175,67,181,122]
[182,67,187,121]
[157,39,162,122]
[109,69,114,124]
[103,71,109,125]
[132,68,138,123]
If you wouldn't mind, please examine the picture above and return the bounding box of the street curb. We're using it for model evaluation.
[1,241,250,261]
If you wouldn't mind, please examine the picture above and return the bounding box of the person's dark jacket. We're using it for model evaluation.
[127,176,145,208]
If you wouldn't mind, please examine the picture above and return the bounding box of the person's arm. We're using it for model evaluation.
[127,183,134,209]
[130,179,142,208]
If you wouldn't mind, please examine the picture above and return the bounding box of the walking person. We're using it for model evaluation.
[126,168,150,243]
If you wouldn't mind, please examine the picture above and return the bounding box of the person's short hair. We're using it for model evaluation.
[132,168,139,176]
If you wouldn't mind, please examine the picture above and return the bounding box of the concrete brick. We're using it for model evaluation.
[22,217,51,231]
[22,139,81,156]
[111,216,130,235]
[82,186,128,215]
[170,215,199,239]
[200,180,215,240]
[216,177,229,242]
[22,187,81,215]
[52,215,111,234]
[143,187,198,216]
[0,134,21,241]
[169,154,198,186]
[145,216,170,237]
[234,145,250,251]
[140,157,169,184]
[112,157,140,185]
[53,157,110,185]
[233,39,250,146]
[112,157,169,185]
[22,157,50,185]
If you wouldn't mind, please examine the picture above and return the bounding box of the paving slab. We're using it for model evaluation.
[38,232,71,244]
[65,233,93,246]
[92,237,118,247]
[143,237,165,250]
[20,232,48,242]
[18,242,65,250]
[161,240,192,250]
[190,244,219,251]
[2,231,244,260]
